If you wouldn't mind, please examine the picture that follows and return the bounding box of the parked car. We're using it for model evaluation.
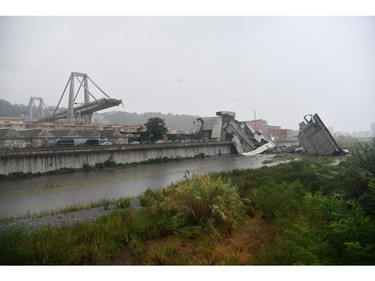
[100,141,112,146]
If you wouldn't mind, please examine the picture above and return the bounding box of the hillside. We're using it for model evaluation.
[0,99,27,118]
[99,111,198,129]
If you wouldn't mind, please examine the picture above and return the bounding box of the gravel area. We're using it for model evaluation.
[0,199,142,233]
[0,205,115,233]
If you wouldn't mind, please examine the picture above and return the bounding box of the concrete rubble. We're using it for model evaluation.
[297,113,344,156]
[193,111,346,157]
[193,111,275,155]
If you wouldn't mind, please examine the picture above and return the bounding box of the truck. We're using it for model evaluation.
[85,139,100,146]
[55,139,75,147]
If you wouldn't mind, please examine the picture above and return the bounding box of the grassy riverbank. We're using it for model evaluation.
[1,140,375,265]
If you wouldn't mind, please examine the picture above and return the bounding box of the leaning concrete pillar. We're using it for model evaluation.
[84,74,90,105]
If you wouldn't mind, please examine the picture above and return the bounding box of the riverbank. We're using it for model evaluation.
[0,141,233,176]
[0,154,207,182]
[0,154,279,218]
[0,198,142,233]
[1,142,374,265]
[0,205,114,233]
[0,154,344,235]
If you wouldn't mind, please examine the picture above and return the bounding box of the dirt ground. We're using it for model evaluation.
[0,198,144,234]
[0,205,117,233]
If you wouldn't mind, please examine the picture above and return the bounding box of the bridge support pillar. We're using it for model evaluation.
[68,73,75,123]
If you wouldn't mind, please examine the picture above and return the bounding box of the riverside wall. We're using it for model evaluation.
[0,141,234,175]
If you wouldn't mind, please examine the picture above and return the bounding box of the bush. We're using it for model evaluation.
[0,228,33,264]
[160,174,245,232]
[116,197,131,209]
[251,181,306,222]
[138,188,165,208]
[350,139,375,177]
[332,139,375,216]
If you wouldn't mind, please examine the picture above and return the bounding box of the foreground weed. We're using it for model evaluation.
[160,174,246,232]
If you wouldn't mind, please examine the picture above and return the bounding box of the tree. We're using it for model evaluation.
[144,117,168,142]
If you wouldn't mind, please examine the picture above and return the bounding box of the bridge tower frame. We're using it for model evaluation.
[54,72,112,123]
[68,72,91,123]
[24,97,51,122]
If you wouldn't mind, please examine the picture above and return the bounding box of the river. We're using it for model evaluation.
[0,154,278,218]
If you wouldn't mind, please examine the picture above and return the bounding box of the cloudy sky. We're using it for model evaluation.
[0,16,374,132]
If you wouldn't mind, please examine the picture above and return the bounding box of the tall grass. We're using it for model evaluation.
[0,174,247,264]
[160,174,246,232]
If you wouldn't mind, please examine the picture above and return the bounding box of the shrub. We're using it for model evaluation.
[82,163,94,170]
[116,197,131,209]
[251,181,306,222]
[0,228,33,264]
[350,139,375,177]
[138,188,165,208]
[160,174,245,232]
[332,139,375,216]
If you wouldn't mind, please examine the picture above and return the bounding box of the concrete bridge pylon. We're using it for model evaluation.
[35,72,123,124]
[23,97,51,122]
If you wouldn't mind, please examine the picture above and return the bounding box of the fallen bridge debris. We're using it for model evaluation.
[193,111,275,155]
[297,113,344,156]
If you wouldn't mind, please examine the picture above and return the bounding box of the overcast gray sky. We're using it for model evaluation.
[0,16,374,132]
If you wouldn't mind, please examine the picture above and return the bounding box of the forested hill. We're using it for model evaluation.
[0,99,27,117]
[99,111,199,129]
[0,99,199,129]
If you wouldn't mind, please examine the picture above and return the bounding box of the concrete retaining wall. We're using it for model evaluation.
[0,142,234,175]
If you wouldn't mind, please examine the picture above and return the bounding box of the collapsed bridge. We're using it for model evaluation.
[298,113,344,156]
[193,111,275,155]
[34,72,122,124]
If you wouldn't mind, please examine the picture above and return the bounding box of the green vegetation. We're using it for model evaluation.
[1,139,375,265]
[140,117,168,142]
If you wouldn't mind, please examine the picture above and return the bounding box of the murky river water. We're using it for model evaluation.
[0,154,277,217]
